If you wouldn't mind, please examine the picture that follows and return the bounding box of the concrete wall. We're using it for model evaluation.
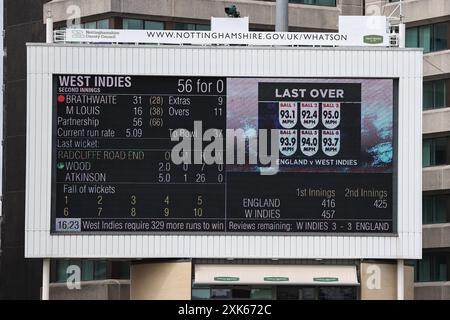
[130,261,192,300]
[415,281,450,300]
[0,0,51,300]
[423,108,450,135]
[340,0,363,16]
[383,0,450,25]
[360,262,414,300]
[44,0,345,31]
[423,224,450,249]
[423,51,450,78]
[49,280,130,300]
[423,165,450,191]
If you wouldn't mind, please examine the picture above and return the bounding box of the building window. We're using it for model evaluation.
[123,18,164,30]
[289,0,336,6]
[211,288,231,299]
[96,19,110,29]
[434,22,448,51]
[82,19,109,29]
[55,260,108,282]
[250,288,273,299]
[192,287,211,300]
[423,137,448,167]
[415,253,448,282]
[144,21,164,30]
[123,18,143,29]
[56,19,110,30]
[423,80,447,110]
[117,261,130,279]
[318,287,357,300]
[192,286,273,300]
[276,286,356,300]
[423,195,448,224]
[54,260,131,283]
[174,23,210,31]
[83,21,97,29]
[406,22,448,53]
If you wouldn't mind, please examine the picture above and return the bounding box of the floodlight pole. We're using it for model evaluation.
[275,0,288,32]
[398,0,405,48]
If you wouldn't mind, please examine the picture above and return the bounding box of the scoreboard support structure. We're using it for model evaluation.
[42,259,50,301]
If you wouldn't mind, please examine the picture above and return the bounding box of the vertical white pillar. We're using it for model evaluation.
[397,259,404,300]
[42,258,50,300]
[46,15,53,44]
[399,23,406,48]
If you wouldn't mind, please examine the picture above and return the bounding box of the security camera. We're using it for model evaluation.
[225,5,240,18]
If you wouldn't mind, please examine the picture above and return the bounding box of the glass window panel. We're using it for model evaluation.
[211,288,231,299]
[83,21,97,29]
[94,261,107,280]
[123,19,144,30]
[422,139,432,166]
[192,288,211,300]
[418,253,449,281]
[423,196,448,224]
[299,287,315,300]
[56,260,111,282]
[250,288,273,300]
[290,0,336,5]
[144,21,164,30]
[195,24,210,31]
[66,24,82,29]
[423,196,433,224]
[174,23,195,30]
[232,288,251,299]
[56,260,71,282]
[437,255,448,281]
[433,23,448,52]
[414,260,419,281]
[96,19,109,29]
[435,80,447,108]
[419,25,432,53]
[174,23,209,31]
[318,287,356,300]
[82,260,94,281]
[276,287,298,299]
[406,27,418,48]
[423,81,434,110]
[435,196,447,223]
[418,255,431,281]
[434,138,448,165]
[118,261,130,279]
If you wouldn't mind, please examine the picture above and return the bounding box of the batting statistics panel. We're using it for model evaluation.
[53,75,395,234]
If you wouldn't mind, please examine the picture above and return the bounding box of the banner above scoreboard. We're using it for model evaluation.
[62,16,390,47]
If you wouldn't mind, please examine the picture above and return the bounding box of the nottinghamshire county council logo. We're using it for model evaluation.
[71,29,85,38]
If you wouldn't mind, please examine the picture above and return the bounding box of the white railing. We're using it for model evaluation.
[54,30,66,43]
[390,33,399,47]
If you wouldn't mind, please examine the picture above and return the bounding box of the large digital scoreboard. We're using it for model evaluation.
[52,75,395,234]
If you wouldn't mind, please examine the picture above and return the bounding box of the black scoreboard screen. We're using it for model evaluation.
[52,75,396,234]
